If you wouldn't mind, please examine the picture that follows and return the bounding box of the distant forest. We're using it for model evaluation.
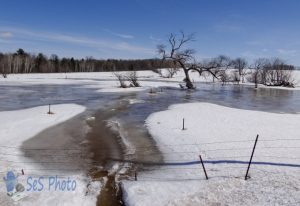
[0,49,173,74]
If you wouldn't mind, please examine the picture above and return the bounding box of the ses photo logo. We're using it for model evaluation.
[3,169,77,201]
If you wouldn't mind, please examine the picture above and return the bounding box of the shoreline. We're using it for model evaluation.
[0,104,92,205]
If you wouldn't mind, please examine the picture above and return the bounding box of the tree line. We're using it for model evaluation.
[0,48,174,77]
[1,44,297,89]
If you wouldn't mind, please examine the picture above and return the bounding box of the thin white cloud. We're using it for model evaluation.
[114,42,153,54]
[149,35,161,42]
[103,29,134,39]
[0,26,154,55]
[0,31,13,38]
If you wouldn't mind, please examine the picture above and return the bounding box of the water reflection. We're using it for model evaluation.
[0,83,298,114]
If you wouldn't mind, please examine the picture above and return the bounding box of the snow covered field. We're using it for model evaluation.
[0,70,299,205]
[122,103,300,206]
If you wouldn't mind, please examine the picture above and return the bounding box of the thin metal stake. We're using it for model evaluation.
[199,155,208,180]
[182,118,185,130]
[48,104,51,114]
[245,134,259,180]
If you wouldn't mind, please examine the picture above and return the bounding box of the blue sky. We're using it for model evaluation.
[0,0,299,65]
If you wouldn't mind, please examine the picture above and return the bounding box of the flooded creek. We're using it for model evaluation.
[0,81,300,205]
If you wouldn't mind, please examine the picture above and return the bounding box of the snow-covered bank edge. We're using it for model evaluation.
[0,104,102,205]
[122,102,300,206]
[1,70,299,92]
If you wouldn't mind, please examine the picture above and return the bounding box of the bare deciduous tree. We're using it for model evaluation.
[165,68,178,78]
[206,55,232,83]
[7,54,13,74]
[24,56,34,73]
[250,58,269,88]
[156,67,179,78]
[266,58,295,87]
[249,58,295,88]
[151,68,163,77]
[158,32,231,89]
[113,72,128,88]
[232,58,247,83]
[0,55,9,78]
[113,71,140,88]
[219,70,230,85]
[164,61,180,78]
[157,31,196,89]
[126,71,140,87]
[230,70,240,84]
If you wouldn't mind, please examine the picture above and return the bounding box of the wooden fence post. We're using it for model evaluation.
[245,134,259,180]
[182,118,185,130]
[48,104,51,114]
[199,155,208,180]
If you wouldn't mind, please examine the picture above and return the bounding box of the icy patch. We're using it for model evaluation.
[86,116,95,121]
[97,87,146,93]
[105,119,135,155]
[128,99,145,104]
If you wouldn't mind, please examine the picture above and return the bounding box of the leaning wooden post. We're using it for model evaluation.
[245,134,259,180]
[182,118,185,130]
[199,155,208,180]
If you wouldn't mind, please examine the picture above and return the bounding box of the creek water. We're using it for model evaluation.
[0,82,299,205]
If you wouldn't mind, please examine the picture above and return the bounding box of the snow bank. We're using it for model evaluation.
[122,103,300,206]
[0,104,101,205]
[0,104,85,146]
[0,71,184,93]
[1,70,299,91]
